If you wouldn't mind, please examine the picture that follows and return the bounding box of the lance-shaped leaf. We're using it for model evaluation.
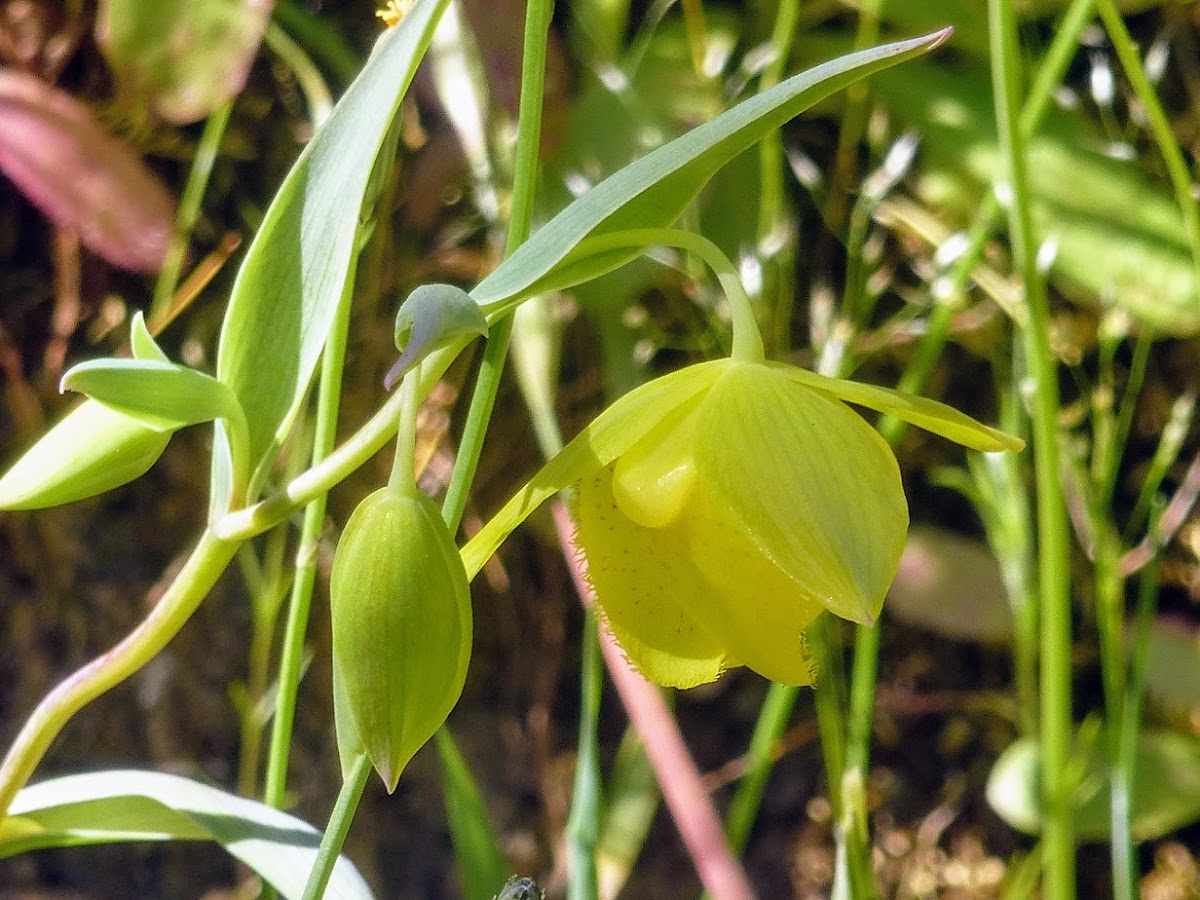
[0,401,170,510]
[216,0,449,496]
[62,358,246,435]
[0,313,181,511]
[0,769,371,899]
[469,29,951,314]
[0,69,175,273]
[129,311,170,363]
[63,358,251,501]
[97,0,273,125]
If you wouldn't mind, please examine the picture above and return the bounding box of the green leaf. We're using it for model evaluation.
[435,729,510,900]
[96,0,273,124]
[1142,619,1200,722]
[0,400,170,510]
[595,732,658,898]
[62,358,244,434]
[770,363,1025,453]
[986,732,1200,842]
[470,29,950,313]
[216,0,448,494]
[129,311,169,362]
[0,769,371,899]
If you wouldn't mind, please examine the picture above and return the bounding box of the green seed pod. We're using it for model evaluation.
[330,484,472,791]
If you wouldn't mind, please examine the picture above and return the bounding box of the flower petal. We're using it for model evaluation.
[576,465,728,688]
[680,488,822,685]
[461,360,727,579]
[610,398,703,529]
[769,362,1025,453]
[693,363,908,624]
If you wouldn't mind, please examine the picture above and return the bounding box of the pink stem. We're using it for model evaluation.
[553,503,757,900]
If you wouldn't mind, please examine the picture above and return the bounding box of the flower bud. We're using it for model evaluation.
[0,399,170,510]
[330,485,472,791]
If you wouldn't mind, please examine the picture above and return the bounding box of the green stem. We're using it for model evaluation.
[727,0,1096,874]
[150,100,234,324]
[1102,330,1152,509]
[1112,542,1161,900]
[841,620,880,886]
[811,617,847,811]
[272,0,362,88]
[575,228,764,363]
[756,0,800,244]
[301,752,372,900]
[215,341,464,542]
[1094,0,1200,282]
[1092,515,1130,900]
[238,532,291,797]
[758,0,800,356]
[566,609,603,900]
[0,530,240,819]
[724,682,798,853]
[263,272,355,810]
[388,370,421,492]
[988,2,1075,895]
[1095,529,1126,731]
[825,0,880,232]
[265,20,335,126]
[430,0,554,887]
[439,0,552,536]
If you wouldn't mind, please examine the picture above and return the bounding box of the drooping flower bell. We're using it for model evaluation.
[462,357,1023,689]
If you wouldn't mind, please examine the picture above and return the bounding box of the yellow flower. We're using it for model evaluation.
[462,358,1022,689]
[376,0,414,28]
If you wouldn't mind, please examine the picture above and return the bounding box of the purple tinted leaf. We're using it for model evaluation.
[0,69,175,272]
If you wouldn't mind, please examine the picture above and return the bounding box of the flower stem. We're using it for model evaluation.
[150,99,234,324]
[574,228,764,363]
[439,0,552,534]
[262,269,355,810]
[0,530,240,819]
[724,682,798,853]
[215,342,464,542]
[988,1,1075,894]
[1113,540,1162,900]
[301,751,372,900]
[1094,0,1200,282]
[566,609,603,900]
[432,0,554,889]
[389,369,421,493]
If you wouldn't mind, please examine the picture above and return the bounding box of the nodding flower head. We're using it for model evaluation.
[463,357,1023,689]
